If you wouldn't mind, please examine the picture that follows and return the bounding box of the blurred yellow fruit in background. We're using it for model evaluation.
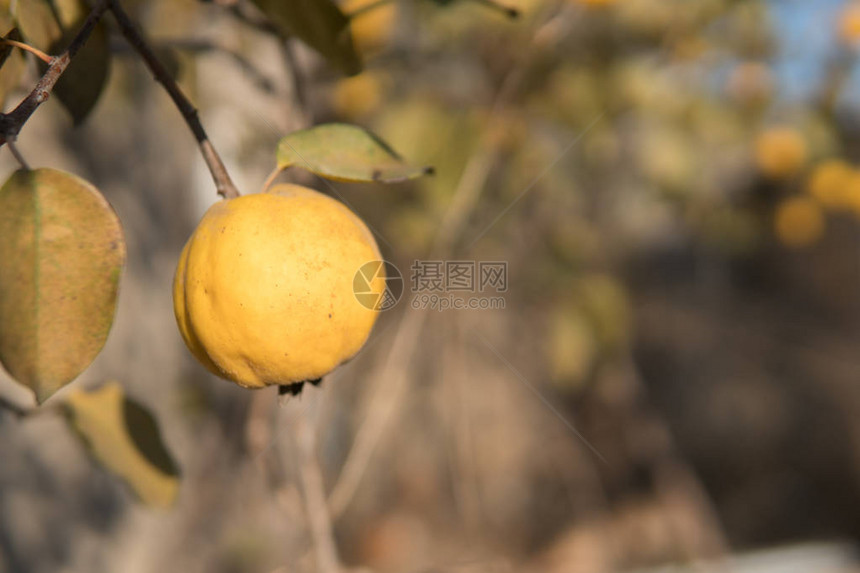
[839,1,860,46]
[754,127,808,179]
[332,71,385,119]
[805,159,854,209]
[173,185,383,388]
[774,196,824,248]
[344,0,397,55]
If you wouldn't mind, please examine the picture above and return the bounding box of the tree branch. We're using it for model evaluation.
[0,0,110,146]
[156,39,277,94]
[108,0,240,199]
[0,393,34,418]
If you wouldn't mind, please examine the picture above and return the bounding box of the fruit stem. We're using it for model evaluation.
[107,0,241,200]
[261,166,281,192]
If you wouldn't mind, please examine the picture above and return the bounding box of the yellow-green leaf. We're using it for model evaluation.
[14,0,59,49]
[276,123,433,183]
[249,0,361,75]
[16,0,111,123]
[0,27,26,108]
[64,382,180,508]
[0,168,125,403]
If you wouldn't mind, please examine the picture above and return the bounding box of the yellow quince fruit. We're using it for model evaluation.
[173,184,383,389]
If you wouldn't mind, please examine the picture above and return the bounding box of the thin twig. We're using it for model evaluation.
[327,308,427,519]
[280,40,311,127]
[0,39,52,63]
[326,7,565,521]
[225,1,281,36]
[158,39,278,94]
[0,393,34,418]
[261,166,281,192]
[7,141,30,170]
[289,403,341,573]
[0,0,110,147]
[108,0,241,199]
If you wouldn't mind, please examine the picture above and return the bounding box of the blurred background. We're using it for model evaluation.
[2,0,860,571]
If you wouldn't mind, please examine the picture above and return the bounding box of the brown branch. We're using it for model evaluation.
[107,0,240,199]
[0,1,240,200]
[0,0,110,147]
[154,39,277,94]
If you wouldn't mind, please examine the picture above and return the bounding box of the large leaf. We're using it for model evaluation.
[16,0,111,124]
[64,382,180,508]
[276,123,433,183]
[0,168,125,403]
[249,0,361,75]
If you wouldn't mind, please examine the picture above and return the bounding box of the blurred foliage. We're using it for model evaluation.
[64,382,179,508]
[250,0,362,75]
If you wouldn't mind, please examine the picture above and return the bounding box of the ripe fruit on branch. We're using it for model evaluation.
[173,184,384,390]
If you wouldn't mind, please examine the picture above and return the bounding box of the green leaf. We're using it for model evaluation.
[16,0,111,124]
[249,0,362,75]
[0,27,26,108]
[276,123,433,183]
[64,382,180,508]
[0,168,126,403]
